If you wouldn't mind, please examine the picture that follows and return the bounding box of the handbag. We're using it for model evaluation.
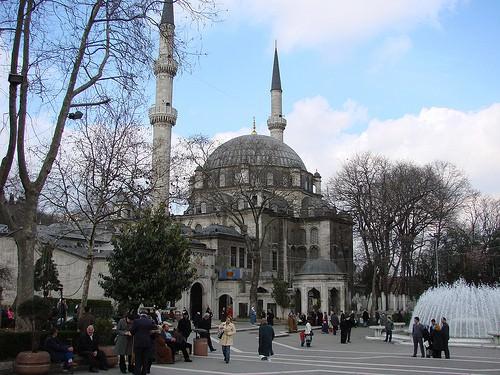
[217,329,224,339]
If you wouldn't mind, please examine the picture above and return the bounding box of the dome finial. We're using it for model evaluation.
[251,117,257,135]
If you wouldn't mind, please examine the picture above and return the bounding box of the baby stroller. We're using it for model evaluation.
[305,332,313,347]
[424,341,433,358]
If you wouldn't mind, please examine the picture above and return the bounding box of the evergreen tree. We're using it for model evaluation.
[100,207,195,310]
[271,276,290,319]
[34,244,60,297]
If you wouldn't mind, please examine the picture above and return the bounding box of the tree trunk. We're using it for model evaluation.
[78,253,94,319]
[369,264,378,318]
[78,236,96,319]
[13,199,37,332]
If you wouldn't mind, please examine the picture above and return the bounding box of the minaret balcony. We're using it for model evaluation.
[267,115,287,130]
[154,58,178,76]
[149,105,177,126]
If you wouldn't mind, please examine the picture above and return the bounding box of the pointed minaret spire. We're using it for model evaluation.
[150,0,178,212]
[251,117,257,135]
[267,43,287,142]
[161,0,174,25]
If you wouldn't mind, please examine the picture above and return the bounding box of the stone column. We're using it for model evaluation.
[301,287,308,315]
[320,284,328,314]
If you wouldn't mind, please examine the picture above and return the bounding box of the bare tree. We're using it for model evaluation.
[0,0,217,330]
[329,153,473,312]
[42,102,152,317]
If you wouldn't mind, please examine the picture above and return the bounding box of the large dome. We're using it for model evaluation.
[205,134,307,170]
[296,258,341,275]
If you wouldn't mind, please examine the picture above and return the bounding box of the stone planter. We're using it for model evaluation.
[193,338,208,356]
[100,345,119,368]
[14,351,51,375]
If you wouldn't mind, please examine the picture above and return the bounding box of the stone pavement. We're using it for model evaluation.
[66,324,500,375]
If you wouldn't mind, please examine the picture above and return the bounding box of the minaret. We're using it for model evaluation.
[150,0,178,212]
[267,45,287,142]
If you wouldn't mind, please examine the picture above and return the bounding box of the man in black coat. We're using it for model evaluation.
[339,317,348,344]
[78,325,108,372]
[199,313,216,352]
[441,317,450,359]
[131,313,157,375]
[258,319,274,360]
[177,312,193,354]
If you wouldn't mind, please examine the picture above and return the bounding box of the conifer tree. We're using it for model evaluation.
[34,244,60,298]
[100,207,195,310]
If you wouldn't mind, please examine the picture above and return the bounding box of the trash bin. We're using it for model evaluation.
[193,338,208,356]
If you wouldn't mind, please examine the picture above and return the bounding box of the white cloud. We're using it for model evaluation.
[283,97,500,196]
[222,0,458,52]
[370,35,413,72]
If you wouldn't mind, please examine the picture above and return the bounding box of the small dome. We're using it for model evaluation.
[297,258,341,275]
[313,171,321,178]
[205,134,306,170]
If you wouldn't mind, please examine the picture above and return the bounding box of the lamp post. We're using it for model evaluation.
[58,284,64,329]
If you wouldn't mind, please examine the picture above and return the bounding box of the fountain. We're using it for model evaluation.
[410,279,500,340]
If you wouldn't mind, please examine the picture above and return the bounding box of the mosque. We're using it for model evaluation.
[0,1,354,320]
[150,1,354,319]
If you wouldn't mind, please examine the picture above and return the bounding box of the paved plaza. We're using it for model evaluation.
[75,325,500,375]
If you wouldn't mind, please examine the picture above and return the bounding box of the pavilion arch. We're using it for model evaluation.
[190,282,203,318]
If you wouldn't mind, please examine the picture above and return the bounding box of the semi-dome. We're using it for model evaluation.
[205,134,307,170]
[296,258,341,275]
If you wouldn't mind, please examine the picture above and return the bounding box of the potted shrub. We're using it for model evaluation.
[14,296,52,375]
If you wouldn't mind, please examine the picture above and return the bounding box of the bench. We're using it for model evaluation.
[368,326,385,337]
[487,332,500,345]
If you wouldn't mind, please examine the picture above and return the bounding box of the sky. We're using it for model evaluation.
[168,0,500,196]
[1,0,499,197]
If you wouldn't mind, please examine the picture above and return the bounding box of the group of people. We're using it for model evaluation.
[412,316,450,359]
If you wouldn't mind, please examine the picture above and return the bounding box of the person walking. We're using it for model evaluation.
[340,316,348,344]
[346,315,353,343]
[330,312,339,335]
[384,316,394,343]
[114,314,134,373]
[219,316,236,363]
[258,319,275,360]
[441,317,450,359]
[249,306,257,325]
[304,321,313,347]
[266,309,274,326]
[130,312,157,375]
[412,317,426,358]
[199,313,216,352]
[362,310,369,327]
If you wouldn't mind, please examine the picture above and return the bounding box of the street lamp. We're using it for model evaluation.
[67,111,83,120]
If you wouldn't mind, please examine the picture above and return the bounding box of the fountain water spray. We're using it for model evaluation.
[410,279,500,339]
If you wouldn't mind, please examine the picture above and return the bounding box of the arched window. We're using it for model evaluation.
[195,224,202,232]
[310,227,319,244]
[219,173,226,187]
[200,202,207,214]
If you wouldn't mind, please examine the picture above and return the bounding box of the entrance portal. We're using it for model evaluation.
[190,282,203,318]
[307,288,320,312]
[218,294,233,320]
[329,288,339,312]
[294,289,301,314]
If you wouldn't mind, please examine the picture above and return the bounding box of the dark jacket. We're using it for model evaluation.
[258,324,274,357]
[412,323,425,339]
[177,317,192,339]
[45,336,70,363]
[431,329,444,351]
[198,318,211,338]
[78,333,100,354]
[131,315,157,349]
[441,323,450,342]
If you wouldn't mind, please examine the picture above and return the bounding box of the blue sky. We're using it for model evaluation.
[165,0,500,195]
[1,1,499,196]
